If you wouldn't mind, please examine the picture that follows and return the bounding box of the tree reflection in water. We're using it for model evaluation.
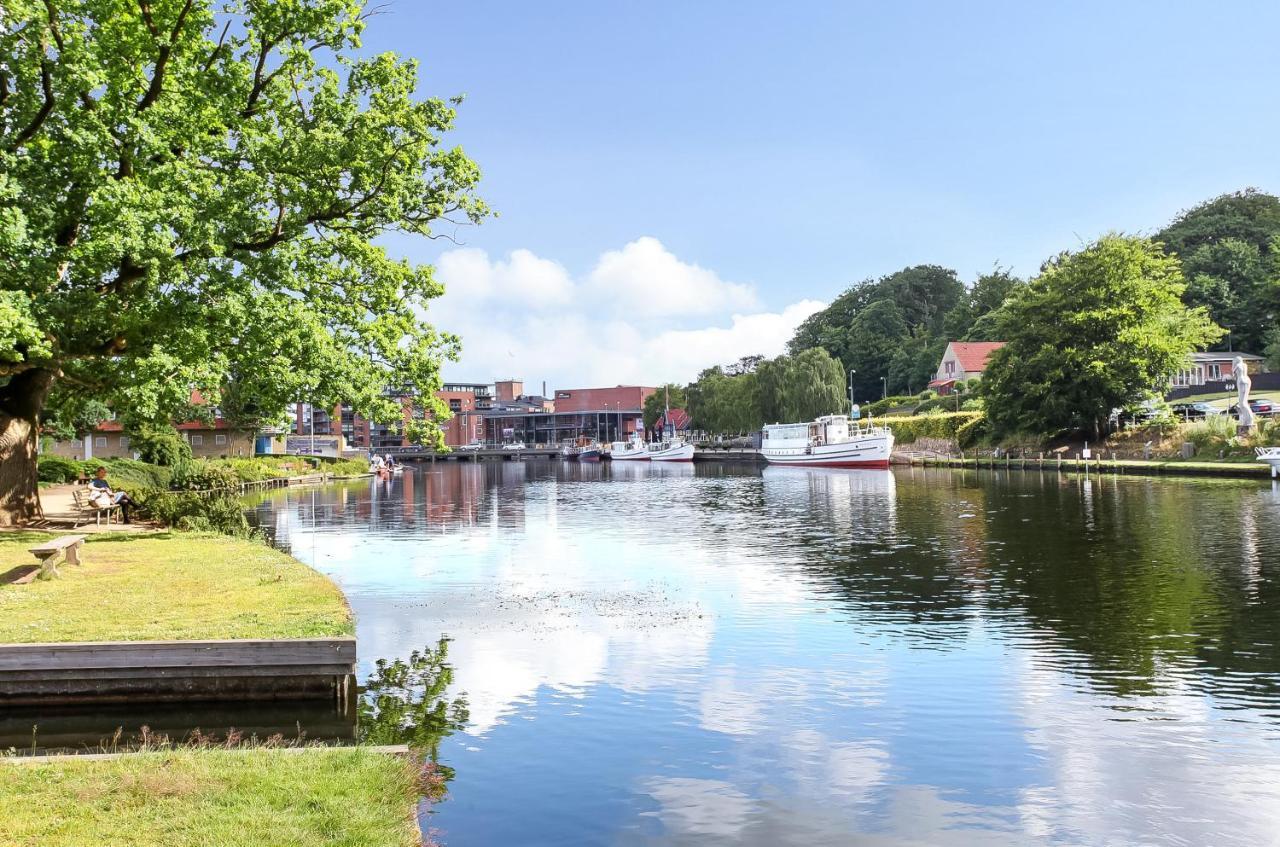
[357,637,469,811]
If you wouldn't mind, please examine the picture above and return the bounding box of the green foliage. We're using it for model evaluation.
[945,268,1026,340]
[955,413,990,446]
[982,235,1224,438]
[879,412,983,444]
[1155,189,1280,354]
[688,349,847,434]
[84,458,172,489]
[36,455,81,483]
[130,425,192,467]
[170,460,242,491]
[1265,328,1280,371]
[642,384,688,430]
[137,490,256,537]
[789,264,1006,400]
[0,0,487,465]
[358,637,470,768]
[38,399,112,442]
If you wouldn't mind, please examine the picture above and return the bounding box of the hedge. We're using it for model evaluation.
[876,411,984,445]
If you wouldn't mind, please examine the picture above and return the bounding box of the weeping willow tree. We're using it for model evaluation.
[0,0,486,523]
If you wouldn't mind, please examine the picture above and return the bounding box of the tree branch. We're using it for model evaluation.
[136,0,195,112]
[8,48,55,150]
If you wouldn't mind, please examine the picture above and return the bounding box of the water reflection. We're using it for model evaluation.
[248,462,1280,846]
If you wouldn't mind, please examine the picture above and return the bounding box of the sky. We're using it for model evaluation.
[360,1,1280,392]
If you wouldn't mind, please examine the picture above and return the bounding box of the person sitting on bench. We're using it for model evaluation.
[90,466,135,524]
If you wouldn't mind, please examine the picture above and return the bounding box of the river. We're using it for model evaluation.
[246,461,1280,846]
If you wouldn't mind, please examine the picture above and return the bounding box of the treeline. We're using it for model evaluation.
[679,188,1280,439]
[683,349,848,434]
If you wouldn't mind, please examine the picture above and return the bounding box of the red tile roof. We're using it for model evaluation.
[949,341,1006,372]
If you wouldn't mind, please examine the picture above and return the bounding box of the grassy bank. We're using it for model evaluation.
[0,533,351,643]
[0,747,420,847]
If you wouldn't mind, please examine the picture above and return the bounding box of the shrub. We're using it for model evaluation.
[956,413,989,447]
[132,425,192,467]
[85,458,172,489]
[37,455,82,483]
[136,489,257,537]
[879,411,984,444]
[170,459,241,491]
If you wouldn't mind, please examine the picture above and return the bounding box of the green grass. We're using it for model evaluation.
[0,533,352,643]
[0,747,420,847]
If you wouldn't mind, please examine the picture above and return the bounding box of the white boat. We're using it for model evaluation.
[761,415,893,468]
[648,386,695,462]
[608,435,650,461]
[648,440,695,462]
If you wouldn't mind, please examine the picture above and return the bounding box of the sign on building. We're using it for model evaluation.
[285,435,341,458]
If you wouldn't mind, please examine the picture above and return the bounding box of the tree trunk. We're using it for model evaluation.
[0,368,55,526]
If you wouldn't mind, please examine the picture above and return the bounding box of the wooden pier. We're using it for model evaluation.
[0,637,357,706]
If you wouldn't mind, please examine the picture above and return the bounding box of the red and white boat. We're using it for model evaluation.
[761,415,893,468]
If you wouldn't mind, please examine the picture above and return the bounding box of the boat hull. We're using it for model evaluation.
[649,442,695,462]
[762,434,892,469]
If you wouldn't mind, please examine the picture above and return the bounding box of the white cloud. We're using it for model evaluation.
[436,247,573,306]
[587,236,759,316]
[425,238,824,389]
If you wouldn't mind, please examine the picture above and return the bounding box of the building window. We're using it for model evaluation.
[1208,363,1222,380]
[191,435,203,446]
[94,436,107,447]
[119,437,130,448]
[945,361,955,376]
[215,434,227,445]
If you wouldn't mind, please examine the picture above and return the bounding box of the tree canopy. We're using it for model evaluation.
[1154,189,1280,354]
[0,0,485,522]
[788,264,1013,400]
[687,349,846,434]
[981,235,1223,438]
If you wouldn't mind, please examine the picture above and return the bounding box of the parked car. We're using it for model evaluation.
[459,442,484,452]
[502,442,527,450]
[1229,399,1275,417]
[1169,402,1218,420]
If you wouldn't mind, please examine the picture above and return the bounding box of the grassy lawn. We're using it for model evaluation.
[0,748,420,847]
[0,533,351,643]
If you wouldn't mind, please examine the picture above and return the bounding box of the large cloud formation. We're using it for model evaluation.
[427,237,824,388]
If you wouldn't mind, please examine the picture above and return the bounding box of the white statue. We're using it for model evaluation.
[1234,355,1254,431]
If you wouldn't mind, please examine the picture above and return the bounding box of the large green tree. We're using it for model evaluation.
[1155,189,1280,353]
[0,0,485,523]
[982,235,1222,439]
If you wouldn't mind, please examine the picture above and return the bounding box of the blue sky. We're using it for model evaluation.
[364,1,1280,387]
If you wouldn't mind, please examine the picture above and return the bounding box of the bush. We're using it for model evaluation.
[136,489,257,537]
[85,458,172,489]
[170,459,241,491]
[38,455,82,483]
[864,395,916,416]
[132,425,192,467]
[956,414,990,447]
[879,411,984,444]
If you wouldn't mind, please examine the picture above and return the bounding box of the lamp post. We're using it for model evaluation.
[880,376,887,400]
[847,368,857,415]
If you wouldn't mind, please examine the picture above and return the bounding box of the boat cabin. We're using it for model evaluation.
[763,415,852,448]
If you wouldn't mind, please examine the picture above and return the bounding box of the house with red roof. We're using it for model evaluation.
[928,341,1007,395]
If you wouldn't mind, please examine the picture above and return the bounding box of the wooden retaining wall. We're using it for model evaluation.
[0,637,356,706]
[908,454,1272,479]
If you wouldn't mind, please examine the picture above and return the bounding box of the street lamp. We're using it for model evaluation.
[847,368,857,415]
[880,376,887,400]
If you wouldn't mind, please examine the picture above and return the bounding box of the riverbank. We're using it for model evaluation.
[0,532,352,643]
[911,453,1274,478]
[0,746,422,847]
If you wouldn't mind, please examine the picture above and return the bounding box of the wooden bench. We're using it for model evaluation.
[71,488,119,527]
[27,535,87,580]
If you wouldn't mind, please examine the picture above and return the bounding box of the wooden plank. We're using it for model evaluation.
[0,637,356,673]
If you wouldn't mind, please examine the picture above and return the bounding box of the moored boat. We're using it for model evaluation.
[579,445,603,462]
[608,435,650,461]
[761,415,893,468]
[648,440,695,462]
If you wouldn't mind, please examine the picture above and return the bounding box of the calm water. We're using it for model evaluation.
[248,462,1280,846]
